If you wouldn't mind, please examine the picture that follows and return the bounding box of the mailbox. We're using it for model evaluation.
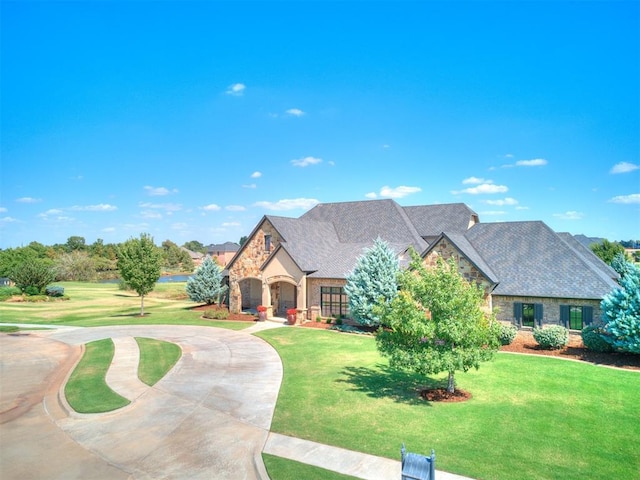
[401,444,435,480]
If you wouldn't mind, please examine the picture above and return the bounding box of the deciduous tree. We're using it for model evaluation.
[344,238,399,327]
[376,252,500,393]
[117,233,162,315]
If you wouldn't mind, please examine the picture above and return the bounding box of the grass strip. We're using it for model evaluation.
[262,453,359,480]
[135,337,182,386]
[65,338,130,413]
[257,328,640,480]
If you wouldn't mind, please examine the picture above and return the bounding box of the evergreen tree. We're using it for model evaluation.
[186,256,228,305]
[117,233,162,316]
[601,266,640,354]
[376,252,501,393]
[344,238,399,327]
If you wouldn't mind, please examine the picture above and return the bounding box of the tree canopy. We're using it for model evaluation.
[117,233,162,315]
[185,256,228,305]
[344,238,399,326]
[591,240,626,265]
[376,252,500,393]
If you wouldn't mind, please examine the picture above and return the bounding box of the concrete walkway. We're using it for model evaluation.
[0,321,474,480]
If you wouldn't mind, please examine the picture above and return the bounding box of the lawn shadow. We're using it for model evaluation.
[338,364,444,406]
[109,312,153,318]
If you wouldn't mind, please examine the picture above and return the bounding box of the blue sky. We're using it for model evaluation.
[1,1,638,249]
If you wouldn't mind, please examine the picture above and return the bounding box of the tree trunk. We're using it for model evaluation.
[447,371,455,393]
[140,294,145,316]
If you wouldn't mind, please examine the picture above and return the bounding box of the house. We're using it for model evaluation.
[206,242,240,267]
[180,247,205,266]
[226,199,619,329]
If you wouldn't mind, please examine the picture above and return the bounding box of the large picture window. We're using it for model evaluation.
[514,302,543,327]
[522,303,535,327]
[320,286,349,318]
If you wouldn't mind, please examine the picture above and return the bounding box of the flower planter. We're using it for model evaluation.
[286,308,297,325]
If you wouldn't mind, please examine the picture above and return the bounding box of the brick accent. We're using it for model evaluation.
[493,295,604,327]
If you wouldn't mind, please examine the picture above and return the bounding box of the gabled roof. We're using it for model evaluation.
[207,241,240,252]
[462,221,619,299]
[403,203,478,238]
[427,232,500,285]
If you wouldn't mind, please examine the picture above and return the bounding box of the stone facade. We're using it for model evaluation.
[228,220,283,313]
[492,295,604,328]
[423,237,495,296]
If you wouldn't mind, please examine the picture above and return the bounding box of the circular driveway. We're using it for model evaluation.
[0,325,283,480]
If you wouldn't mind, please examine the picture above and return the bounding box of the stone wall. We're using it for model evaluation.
[228,220,283,313]
[423,238,495,297]
[492,295,604,327]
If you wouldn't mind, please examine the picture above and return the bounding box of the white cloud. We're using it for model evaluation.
[242,183,257,189]
[140,210,162,219]
[516,158,547,167]
[382,144,391,149]
[0,207,6,213]
[452,184,508,195]
[365,192,378,199]
[462,177,489,185]
[483,197,519,206]
[0,216,18,223]
[253,198,319,211]
[553,211,584,220]
[251,171,262,178]
[225,83,246,96]
[42,209,64,215]
[102,227,116,233]
[171,222,188,230]
[16,197,41,204]
[222,221,241,227]
[379,185,422,198]
[202,204,222,211]
[286,108,305,117]
[291,156,322,167]
[138,202,181,212]
[225,205,246,211]
[70,204,117,212]
[144,186,177,196]
[608,193,640,204]
[610,162,639,174]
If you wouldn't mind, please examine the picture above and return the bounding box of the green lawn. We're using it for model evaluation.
[262,454,359,480]
[256,328,640,480]
[0,281,254,330]
[135,337,182,386]
[65,338,131,413]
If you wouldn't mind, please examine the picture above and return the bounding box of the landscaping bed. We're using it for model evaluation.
[501,330,640,370]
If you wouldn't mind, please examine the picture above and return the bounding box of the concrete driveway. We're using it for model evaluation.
[0,325,283,480]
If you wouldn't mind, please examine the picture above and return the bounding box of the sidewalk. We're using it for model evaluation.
[264,433,473,480]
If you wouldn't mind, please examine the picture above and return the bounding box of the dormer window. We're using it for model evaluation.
[264,234,272,252]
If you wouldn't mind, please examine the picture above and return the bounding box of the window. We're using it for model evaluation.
[264,234,271,252]
[514,302,543,327]
[321,286,349,317]
[522,303,535,327]
[560,305,593,330]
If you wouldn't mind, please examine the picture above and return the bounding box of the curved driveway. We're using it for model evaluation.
[0,325,283,480]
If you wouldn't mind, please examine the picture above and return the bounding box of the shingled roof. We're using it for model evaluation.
[461,221,619,299]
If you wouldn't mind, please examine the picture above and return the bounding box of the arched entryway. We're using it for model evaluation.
[269,279,297,317]
[239,277,262,312]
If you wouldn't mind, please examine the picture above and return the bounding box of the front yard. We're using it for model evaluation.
[257,327,640,480]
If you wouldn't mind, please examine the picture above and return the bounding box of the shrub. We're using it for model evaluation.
[202,308,230,320]
[499,323,518,345]
[581,325,614,353]
[24,286,42,296]
[316,316,322,323]
[0,286,21,301]
[46,285,65,297]
[533,325,569,350]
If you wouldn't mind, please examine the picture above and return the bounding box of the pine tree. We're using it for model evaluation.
[601,266,640,354]
[344,238,399,327]
[186,256,228,305]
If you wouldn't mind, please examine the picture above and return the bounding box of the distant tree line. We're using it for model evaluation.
[0,236,219,284]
